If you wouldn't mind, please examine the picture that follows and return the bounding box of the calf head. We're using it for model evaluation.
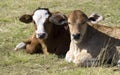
[19,8,68,39]
[68,10,103,43]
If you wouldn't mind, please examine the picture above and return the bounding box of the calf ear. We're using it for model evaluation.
[19,14,33,23]
[49,13,68,25]
[88,13,104,24]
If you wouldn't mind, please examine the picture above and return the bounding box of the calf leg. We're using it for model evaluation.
[26,43,42,54]
[73,50,98,67]
[26,37,42,54]
[38,39,49,55]
[65,50,74,62]
[14,36,42,54]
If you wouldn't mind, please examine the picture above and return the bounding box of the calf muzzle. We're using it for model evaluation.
[37,33,47,39]
[72,33,81,40]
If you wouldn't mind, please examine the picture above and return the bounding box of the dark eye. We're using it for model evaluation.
[88,17,96,21]
[45,12,48,15]
[59,18,65,23]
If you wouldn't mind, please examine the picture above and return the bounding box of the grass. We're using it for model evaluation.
[0,0,120,75]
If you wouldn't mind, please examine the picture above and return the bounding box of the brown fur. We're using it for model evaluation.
[65,10,120,66]
[90,24,120,39]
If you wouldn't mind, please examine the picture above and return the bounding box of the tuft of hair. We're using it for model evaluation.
[35,7,49,11]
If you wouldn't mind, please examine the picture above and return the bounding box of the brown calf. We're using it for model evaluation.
[15,8,70,55]
[65,10,120,66]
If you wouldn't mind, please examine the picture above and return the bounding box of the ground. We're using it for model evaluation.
[0,0,120,75]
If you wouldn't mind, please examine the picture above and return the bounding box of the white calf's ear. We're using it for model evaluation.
[88,13,104,24]
[49,13,68,25]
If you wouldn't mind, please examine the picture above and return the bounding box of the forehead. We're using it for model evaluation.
[32,8,50,24]
[68,10,88,24]
[32,8,50,31]
[34,9,49,15]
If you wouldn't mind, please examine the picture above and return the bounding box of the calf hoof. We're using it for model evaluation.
[65,56,73,63]
[44,52,49,55]
[42,48,49,55]
[14,42,26,51]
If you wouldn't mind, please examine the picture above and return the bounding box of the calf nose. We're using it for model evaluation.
[37,33,47,39]
[73,33,81,40]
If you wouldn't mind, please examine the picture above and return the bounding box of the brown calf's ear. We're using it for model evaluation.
[88,13,104,24]
[49,13,68,25]
[19,14,33,23]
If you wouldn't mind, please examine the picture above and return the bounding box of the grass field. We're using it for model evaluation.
[0,0,120,75]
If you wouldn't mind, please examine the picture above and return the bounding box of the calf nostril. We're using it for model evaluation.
[76,34,80,37]
[73,33,81,40]
[38,33,46,39]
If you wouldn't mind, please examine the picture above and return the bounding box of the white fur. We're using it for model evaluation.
[117,60,120,67]
[14,42,26,51]
[65,50,74,62]
[65,39,93,66]
[65,41,75,62]
[33,9,50,38]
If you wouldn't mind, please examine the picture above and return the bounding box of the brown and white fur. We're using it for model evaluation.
[14,8,70,55]
[65,10,120,67]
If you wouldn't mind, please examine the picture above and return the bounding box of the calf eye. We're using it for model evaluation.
[45,12,48,15]
[59,18,65,23]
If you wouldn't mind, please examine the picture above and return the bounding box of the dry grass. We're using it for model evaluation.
[0,0,120,75]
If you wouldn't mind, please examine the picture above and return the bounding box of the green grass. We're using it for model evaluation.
[0,0,120,75]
